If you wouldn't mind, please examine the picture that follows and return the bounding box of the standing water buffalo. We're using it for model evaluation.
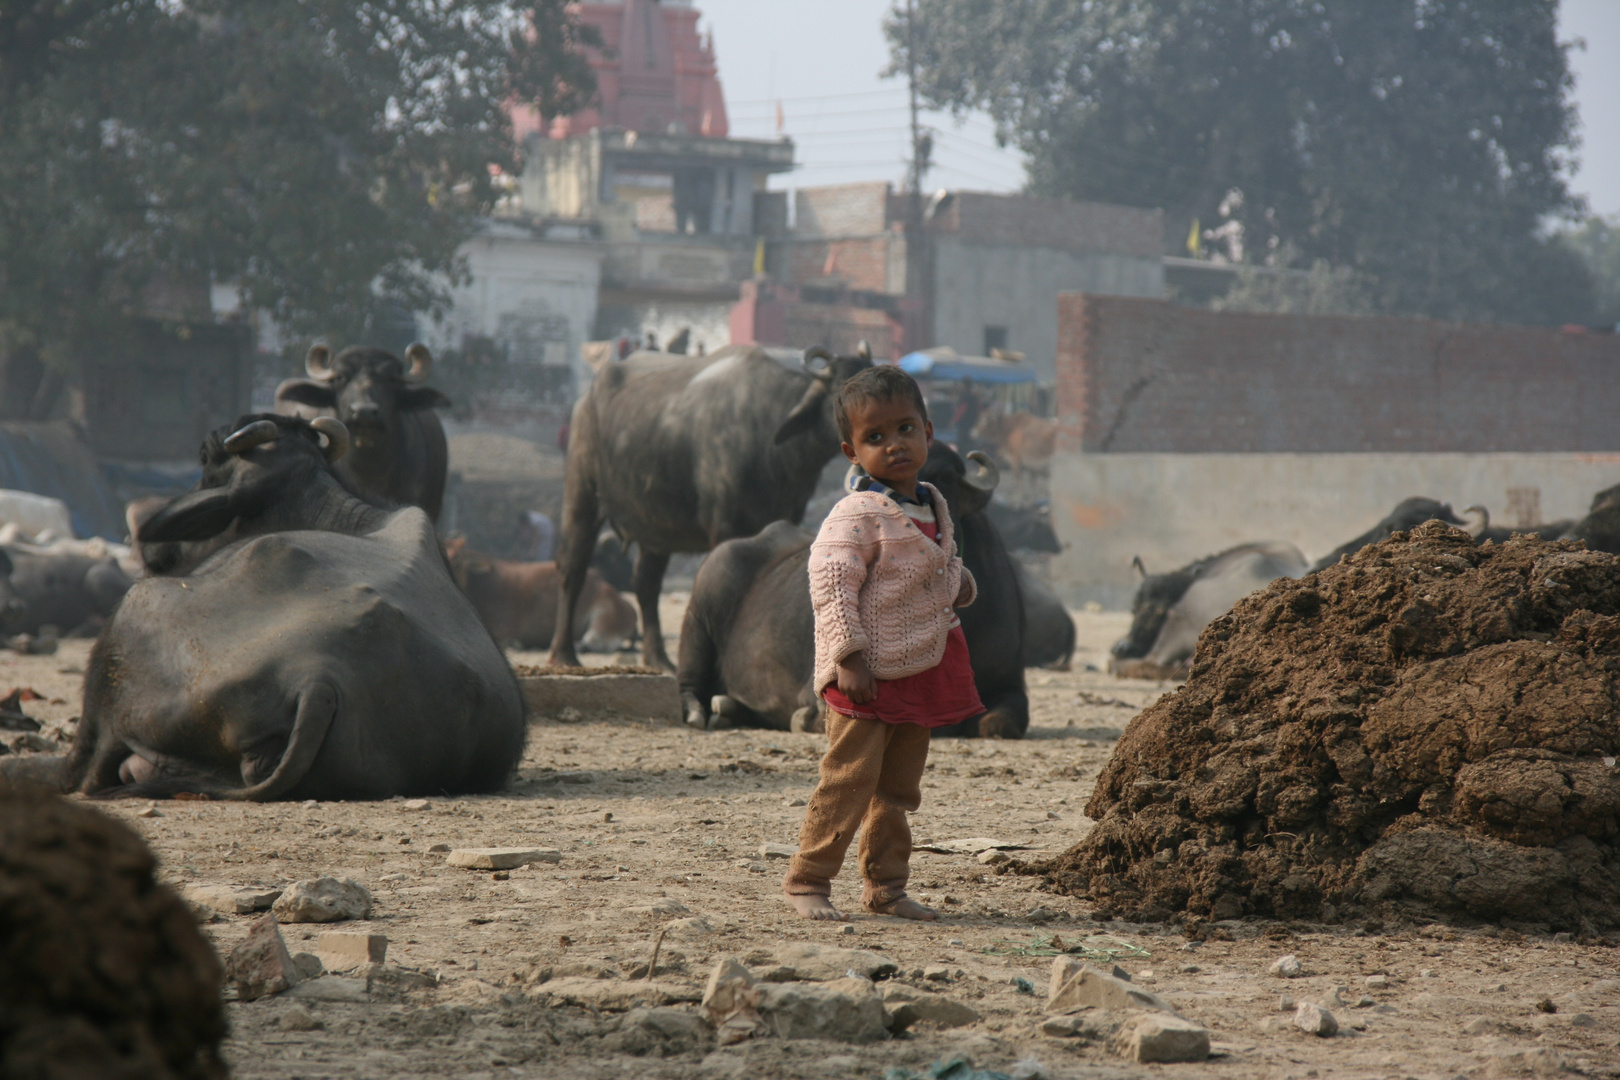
[677,444,1030,738]
[1112,542,1311,677]
[550,344,873,670]
[3,414,523,800]
[274,343,451,520]
[1310,497,1464,571]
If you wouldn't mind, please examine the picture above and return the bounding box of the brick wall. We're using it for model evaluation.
[932,193,1163,259]
[777,236,900,294]
[1057,295,1620,453]
[793,182,894,237]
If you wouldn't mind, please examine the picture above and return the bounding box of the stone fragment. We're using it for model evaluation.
[784,797,807,807]
[924,965,952,982]
[840,924,855,935]
[1112,1014,1211,1063]
[1049,956,1083,999]
[759,843,796,859]
[531,977,701,1010]
[1269,954,1303,978]
[287,977,369,1003]
[290,953,324,980]
[316,931,387,969]
[664,916,714,938]
[755,977,888,1042]
[225,914,303,1001]
[886,991,981,1032]
[604,1007,713,1056]
[1365,974,1389,989]
[766,943,898,982]
[977,849,1009,865]
[625,898,692,916]
[272,877,372,923]
[1294,1002,1338,1037]
[184,883,284,915]
[1041,1015,1086,1038]
[703,958,763,1045]
[445,848,560,870]
[1463,1016,1503,1036]
[135,804,161,818]
[402,799,429,811]
[1278,994,1294,1011]
[276,1004,324,1031]
[1047,961,1178,1016]
[427,843,451,853]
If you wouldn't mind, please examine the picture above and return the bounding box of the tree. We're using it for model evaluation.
[1560,215,1620,327]
[0,1,597,412]
[888,0,1594,325]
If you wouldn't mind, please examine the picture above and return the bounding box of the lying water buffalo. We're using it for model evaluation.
[274,343,451,520]
[1460,505,1573,546]
[550,344,872,670]
[4,414,523,800]
[443,537,637,652]
[1310,497,1464,571]
[0,543,133,636]
[1112,542,1310,677]
[1018,565,1075,669]
[677,444,1030,738]
[1551,484,1620,554]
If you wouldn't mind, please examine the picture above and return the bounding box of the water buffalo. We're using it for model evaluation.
[549,343,873,670]
[988,500,1062,554]
[1018,565,1075,669]
[1111,542,1310,677]
[4,414,523,800]
[0,543,133,636]
[1310,497,1464,571]
[1460,505,1573,546]
[442,537,636,652]
[274,343,451,520]
[677,444,1030,738]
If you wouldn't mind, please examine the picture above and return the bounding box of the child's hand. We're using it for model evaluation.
[954,579,972,607]
[837,651,877,704]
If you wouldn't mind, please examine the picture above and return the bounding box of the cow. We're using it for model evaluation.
[676,444,1031,738]
[1,414,524,800]
[988,499,1062,553]
[274,342,451,520]
[549,343,873,671]
[1018,565,1075,669]
[442,537,637,652]
[1310,497,1465,571]
[1111,542,1310,678]
[974,409,1057,478]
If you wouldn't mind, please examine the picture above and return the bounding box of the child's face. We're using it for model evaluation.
[841,395,933,495]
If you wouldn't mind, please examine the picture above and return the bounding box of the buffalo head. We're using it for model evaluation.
[772,342,874,446]
[276,343,450,449]
[1112,557,1196,660]
[139,415,350,544]
[918,442,1001,519]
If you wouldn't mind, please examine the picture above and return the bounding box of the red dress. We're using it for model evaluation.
[820,518,985,728]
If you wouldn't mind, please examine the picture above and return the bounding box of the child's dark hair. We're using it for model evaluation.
[834,365,929,443]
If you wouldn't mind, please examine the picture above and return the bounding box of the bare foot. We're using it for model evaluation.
[787,893,845,920]
[872,897,938,921]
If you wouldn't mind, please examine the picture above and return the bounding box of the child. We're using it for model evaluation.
[784,365,983,921]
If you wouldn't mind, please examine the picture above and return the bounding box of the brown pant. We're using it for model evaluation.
[783,710,931,911]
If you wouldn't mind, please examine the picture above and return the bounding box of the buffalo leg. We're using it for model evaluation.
[632,548,673,670]
[548,466,601,670]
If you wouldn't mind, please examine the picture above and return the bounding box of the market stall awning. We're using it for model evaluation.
[897,347,1037,384]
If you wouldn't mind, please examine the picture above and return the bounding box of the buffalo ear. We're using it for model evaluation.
[275,379,339,410]
[397,386,452,412]
[773,383,831,445]
[136,490,239,542]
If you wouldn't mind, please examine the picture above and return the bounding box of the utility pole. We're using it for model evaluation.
[905,0,929,196]
[902,0,933,354]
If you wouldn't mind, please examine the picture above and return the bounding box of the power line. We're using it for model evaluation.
[727,87,908,108]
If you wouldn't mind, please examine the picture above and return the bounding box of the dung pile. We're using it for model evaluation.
[0,784,227,1078]
[1031,522,1620,931]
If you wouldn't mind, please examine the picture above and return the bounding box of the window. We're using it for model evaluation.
[983,326,1008,355]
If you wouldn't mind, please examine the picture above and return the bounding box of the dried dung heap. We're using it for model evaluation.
[0,785,227,1079]
[1032,522,1620,931]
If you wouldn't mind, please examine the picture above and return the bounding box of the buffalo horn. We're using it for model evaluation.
[802,345,834,382]
[856,339,872,361]
[310,416,350,463]
[405,341,433,382]
[1131,554,1147,579]
[223,419,282,454]
[1461,504,1490,537]
[962,450,1000,493]
[305,343,335,381]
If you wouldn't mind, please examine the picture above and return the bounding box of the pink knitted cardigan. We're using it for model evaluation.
[809,483,978,695]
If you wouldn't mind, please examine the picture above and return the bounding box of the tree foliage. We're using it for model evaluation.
[0,1,596,372]
[1560,215,1620,327]
[889,0,1594,325]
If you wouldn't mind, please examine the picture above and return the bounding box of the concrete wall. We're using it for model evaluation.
[933,239,1163,383]
[1047,451,1620,608]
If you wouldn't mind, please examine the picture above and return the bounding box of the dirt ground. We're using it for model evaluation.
[7,603,1620,1080]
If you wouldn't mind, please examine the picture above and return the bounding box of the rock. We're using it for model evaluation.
[427,843,451,853]
[272,877,372,923]
[765,943,898,982]
[625,898,691,916]
[402,799,430,811]
[1112,1014,1211,1063]
[1049,956,1084,999]
[1269,954,1303,978]
[840,924,855,935]
[1047,961,1178,1016]
[276,1003,324,1031]
[1463,1016,1504,1036]
[703,958,763,1045]
[1294,1002,1338,1037]
[977,849,1009,865]
[531,977,700,1010]
[886,992,981,1032]
[135,804,161,818]
[225,914,303,1001]
[290,952,324,980]
[784,797,807,807]
[1278,995,1295,1012]
[1008,1058,1048,1080]
[183,883,284,915]
[287,977,369,1003]
[664,916,714,938]
[315,931,387,969]
[1041,1015,1086,1038]
[924,965,951,982]
[759,843,796,859]
[755,977,888,1042]
[604,1007,713,1057]
[445,848,560,870]
[1365,974,1389,989]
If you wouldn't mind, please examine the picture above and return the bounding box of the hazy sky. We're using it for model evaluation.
[695,0,1620,219]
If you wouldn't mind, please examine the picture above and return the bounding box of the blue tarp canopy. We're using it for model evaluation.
[0,421,128,539]
[898,347,1037,385]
